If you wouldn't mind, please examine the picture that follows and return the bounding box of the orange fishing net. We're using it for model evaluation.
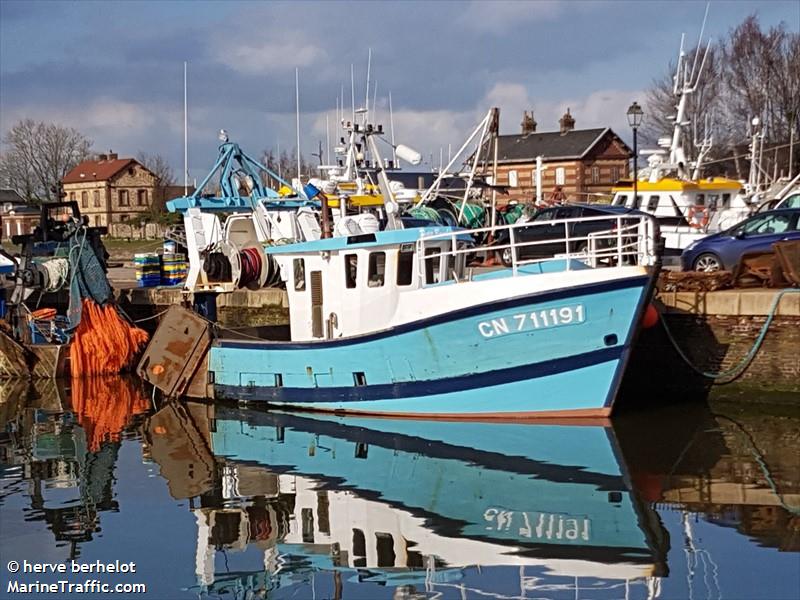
[69,299,150,378]
[70,376,151,452]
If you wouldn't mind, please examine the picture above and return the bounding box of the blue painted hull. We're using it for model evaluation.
[210,274,652,417]
[210,408,663,563]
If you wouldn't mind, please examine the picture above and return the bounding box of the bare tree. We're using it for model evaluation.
[136,151,175,186]
[643,14,799,178]
[0,119,92,202]
[721,15,800,176]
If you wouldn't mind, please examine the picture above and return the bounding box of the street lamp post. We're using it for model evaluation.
[627,101,644,206]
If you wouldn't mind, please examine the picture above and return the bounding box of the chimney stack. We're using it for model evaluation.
[108,151,118,160]
[98,153,108,161]
[521,110,537,134]
[559,108,575,135]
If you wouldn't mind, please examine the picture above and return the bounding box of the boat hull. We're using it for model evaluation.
[209,273,652,418]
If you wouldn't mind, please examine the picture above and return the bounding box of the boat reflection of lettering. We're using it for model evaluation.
[144,402,669,597]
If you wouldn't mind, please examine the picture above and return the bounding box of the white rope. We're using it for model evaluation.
[41,258,70,292]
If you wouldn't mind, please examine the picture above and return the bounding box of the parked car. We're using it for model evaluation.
[681,208,800,272]
[492,204,644,266]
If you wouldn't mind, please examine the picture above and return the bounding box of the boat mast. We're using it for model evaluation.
[295,68,302,189]
[389,92,397,166]
[184,61,188,196]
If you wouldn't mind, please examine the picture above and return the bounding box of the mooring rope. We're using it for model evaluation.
[659,288,800,382]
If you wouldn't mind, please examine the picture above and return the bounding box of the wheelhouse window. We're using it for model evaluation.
[367,252,385,287]
[591,166,600,185]
[424,247,441,284]
[646,195,659,212]
[508,170,518,187]
[555,167,566,186]
[344,254,358,288]
[396,247,414,286]
[611,166,620,182]
[293,258,306,291]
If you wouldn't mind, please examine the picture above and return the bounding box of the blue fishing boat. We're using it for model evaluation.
[141,208,660,418]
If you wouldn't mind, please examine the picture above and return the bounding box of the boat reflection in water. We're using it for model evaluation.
[0,377,150,560]
[144,403,670,598]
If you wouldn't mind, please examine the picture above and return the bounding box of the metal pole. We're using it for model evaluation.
[184,61,188,196]
[295,68,301,186]
[633,127,638,207]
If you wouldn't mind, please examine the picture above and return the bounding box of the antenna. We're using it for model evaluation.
[688,3,711,86]
[674,33,685,95]
[326,114,331,167]
[364,48,372,123]
[372,80,378,124]
[389,92,397,166]
[183,60,188,195]
[350,64,356,124]
[295,68,301,184]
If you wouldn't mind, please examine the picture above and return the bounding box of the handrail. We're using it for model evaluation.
[416,214,658,285]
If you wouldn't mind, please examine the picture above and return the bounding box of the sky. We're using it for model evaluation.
[1,0,798,183]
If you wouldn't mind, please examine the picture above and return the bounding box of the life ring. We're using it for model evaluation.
[689,205,709,229]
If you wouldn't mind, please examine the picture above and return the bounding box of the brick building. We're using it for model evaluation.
[62,153,158,227]
[488,110,632,204]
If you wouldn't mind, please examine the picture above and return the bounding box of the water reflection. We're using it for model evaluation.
[0,377,150,560]
[145,405,670,597]
[0,380,798,599]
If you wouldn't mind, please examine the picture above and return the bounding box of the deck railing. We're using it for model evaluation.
[416,213,659,282]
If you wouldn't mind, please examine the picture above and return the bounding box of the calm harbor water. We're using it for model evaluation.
[1,378,798,600]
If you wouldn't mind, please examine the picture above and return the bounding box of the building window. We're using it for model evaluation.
[119,189,130,206]
[555,167,565,186]
[137,189,147,206]
[367,252,385,287]
[69,192,76,202]
[120,214,129,222]
[344,254,358,288]
[93,190,100,207]
[611,166,620,182]
[508,170,518,187]
[591,166,600,185]
[81,191,88,209]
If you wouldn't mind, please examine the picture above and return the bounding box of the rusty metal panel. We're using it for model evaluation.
[0,330,30,379]
[774,240,800,285]
[137,305,212,398]
[29,344,68,379]
[184,351,213,399]
[144,402,215,500]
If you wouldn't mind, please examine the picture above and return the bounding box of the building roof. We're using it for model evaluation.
[62,157,139,184]
[494,127,628,163]
[0,189,26,204]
